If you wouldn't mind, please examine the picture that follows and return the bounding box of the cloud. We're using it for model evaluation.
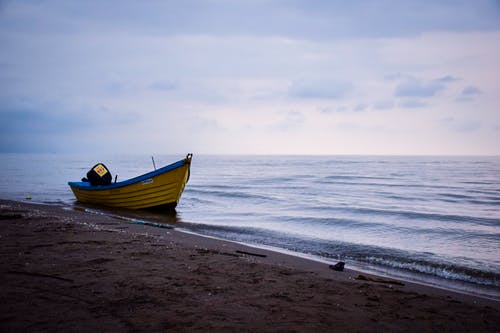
[318,105,349,113]
[148,80,179,92]
[4,1,500,41]
[289,79,352,99]
[456,85,483,102]
[394,77,446,97]
[318,103,368,113]
[435,75,460,83]
[353,103,368,112]
[462,85,482,96]
[399,100,428,109]
[439,117,482,133]
[105,82,131,96]
[0,108,91,152]
[373,101,395,110]
[392,74,461,102]
[0,109,89,134]
[0,1,499,154]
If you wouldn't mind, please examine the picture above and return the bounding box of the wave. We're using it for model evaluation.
[187,187,276,201]
[307,205,500,227]
[323,175,391,181]
[272,214,500,242]
[364,256,500,287]
[319,179,460,190]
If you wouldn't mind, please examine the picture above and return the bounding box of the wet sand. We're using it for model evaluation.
[1,199,499,332]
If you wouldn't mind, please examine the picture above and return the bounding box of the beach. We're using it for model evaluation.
[1,199,499,332]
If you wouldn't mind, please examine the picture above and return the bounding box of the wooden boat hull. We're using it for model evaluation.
[68,155,192,210]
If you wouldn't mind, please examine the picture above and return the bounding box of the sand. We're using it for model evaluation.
[1,199,499,332]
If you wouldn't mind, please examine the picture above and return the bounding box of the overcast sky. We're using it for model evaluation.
[1,0,499,155]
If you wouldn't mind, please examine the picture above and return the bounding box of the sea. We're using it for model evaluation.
[1,153,499,300]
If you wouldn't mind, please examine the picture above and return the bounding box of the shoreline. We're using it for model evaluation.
[19,198,500,301]
[1,199,499,332]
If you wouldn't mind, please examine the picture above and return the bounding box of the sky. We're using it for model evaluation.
[1,0,499,155]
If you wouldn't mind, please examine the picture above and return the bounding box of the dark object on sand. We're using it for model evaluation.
[236,250,267,258]
[329,262,345,271]
[8,270,74,283]
[356,274,405,286]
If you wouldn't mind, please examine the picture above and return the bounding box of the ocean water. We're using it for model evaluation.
[1,153,499,299]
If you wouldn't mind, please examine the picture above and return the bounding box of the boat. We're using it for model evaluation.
[68,154,192,210]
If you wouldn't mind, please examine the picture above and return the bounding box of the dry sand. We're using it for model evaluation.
[1,199,499,332]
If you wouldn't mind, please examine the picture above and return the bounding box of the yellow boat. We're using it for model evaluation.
[68,154,192,210]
